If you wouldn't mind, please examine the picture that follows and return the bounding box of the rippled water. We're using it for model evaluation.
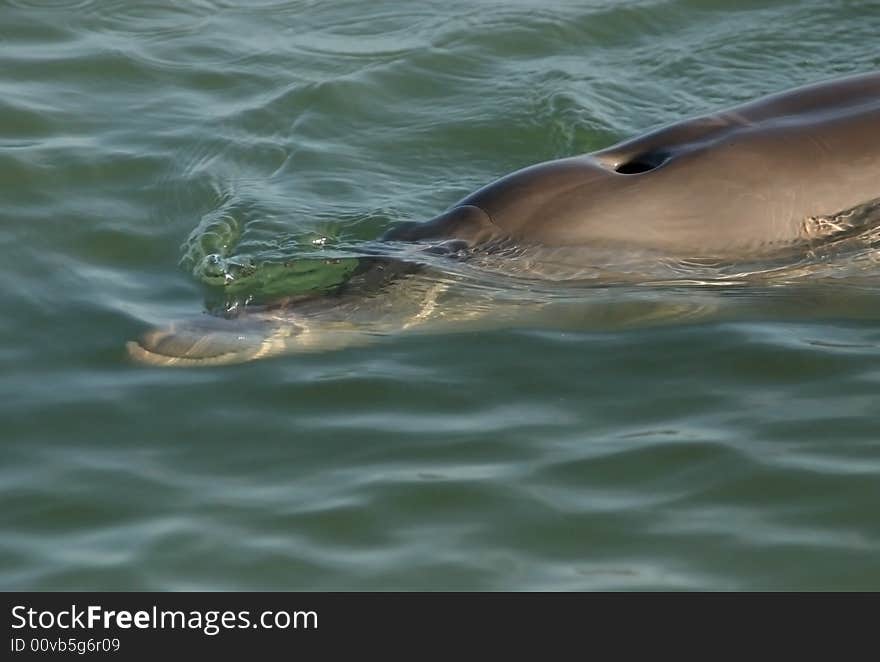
[3,0,880,590]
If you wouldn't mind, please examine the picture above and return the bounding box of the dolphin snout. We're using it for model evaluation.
[127,315,298,367]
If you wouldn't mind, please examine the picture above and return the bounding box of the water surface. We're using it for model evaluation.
[2,0,880,590]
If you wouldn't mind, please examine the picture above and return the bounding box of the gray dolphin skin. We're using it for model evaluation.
[386,71,880,256]
[129,71,880,366]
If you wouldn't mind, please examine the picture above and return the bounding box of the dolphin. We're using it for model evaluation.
[386,71,880,257]
[128,71,880,366]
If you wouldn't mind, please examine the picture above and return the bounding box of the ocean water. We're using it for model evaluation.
[2,0,880,590]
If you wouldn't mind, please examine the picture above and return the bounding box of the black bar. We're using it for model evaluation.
[3,593,877,657]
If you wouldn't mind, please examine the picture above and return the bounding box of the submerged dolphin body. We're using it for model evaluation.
[129,72,880,366]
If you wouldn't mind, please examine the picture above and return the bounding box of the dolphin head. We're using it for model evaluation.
[437,121,823,256]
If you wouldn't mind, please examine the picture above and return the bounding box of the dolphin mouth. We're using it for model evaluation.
[127,315,297,367]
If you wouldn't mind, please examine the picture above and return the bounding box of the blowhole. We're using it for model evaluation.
[614,151,670,174]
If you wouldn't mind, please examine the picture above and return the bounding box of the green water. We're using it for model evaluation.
[3,0,880,590]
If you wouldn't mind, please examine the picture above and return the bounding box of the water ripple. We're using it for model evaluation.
[3,0,880,590]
